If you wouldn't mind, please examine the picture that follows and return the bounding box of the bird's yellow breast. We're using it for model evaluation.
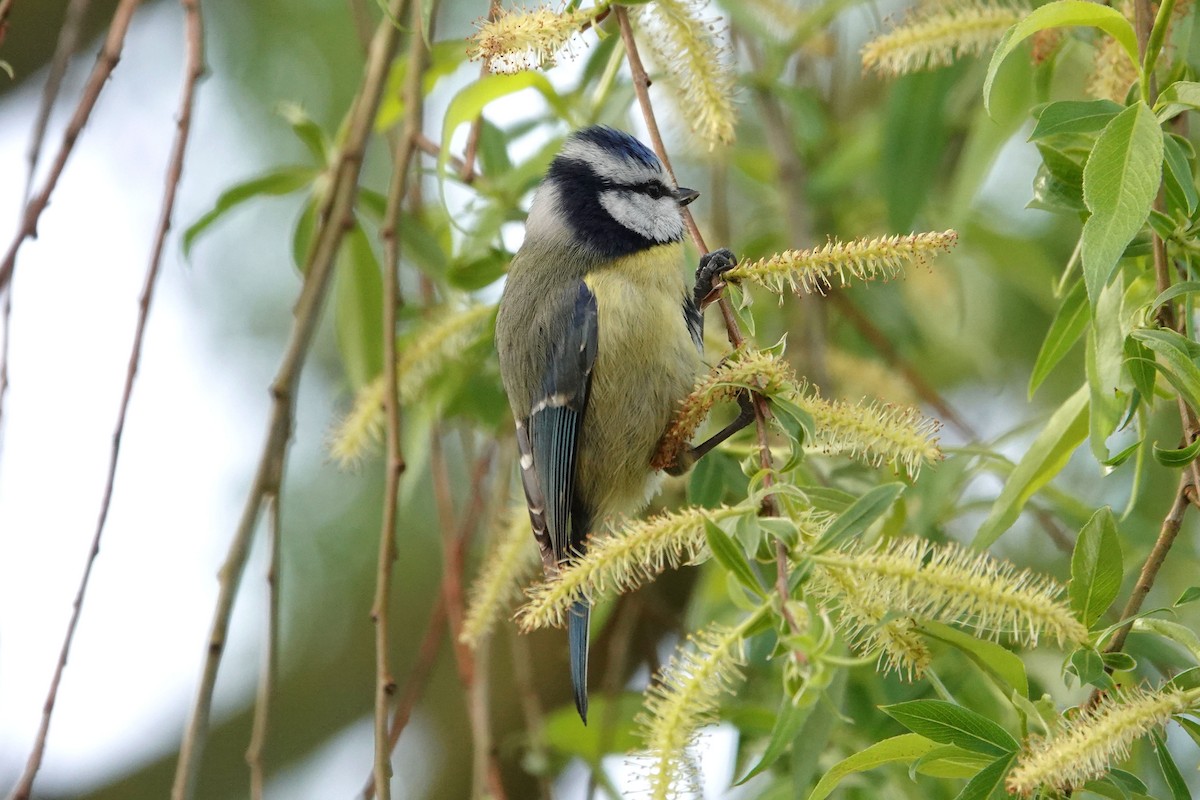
[577,243,703,518]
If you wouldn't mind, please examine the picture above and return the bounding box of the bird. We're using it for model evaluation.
[495,125,752,723]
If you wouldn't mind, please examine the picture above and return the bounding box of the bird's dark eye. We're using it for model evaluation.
[642,182,667,199]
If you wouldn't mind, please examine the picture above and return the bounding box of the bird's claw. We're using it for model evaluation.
[695,248,737,310]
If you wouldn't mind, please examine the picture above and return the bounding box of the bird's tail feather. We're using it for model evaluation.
[569,599,590,724]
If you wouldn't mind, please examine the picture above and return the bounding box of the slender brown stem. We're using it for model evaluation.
[0,0,143,292]
[171,1,407,795]
[1104,477,1192,655]
[4,5,203,798]
[616,8,802,640]
[459,0,500,182]
[370,1,426,794]
[360,596,448,800]
[245,491,282,800]
[24,0,93,203]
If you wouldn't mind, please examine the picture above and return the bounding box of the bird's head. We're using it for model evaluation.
[525,126,698,260]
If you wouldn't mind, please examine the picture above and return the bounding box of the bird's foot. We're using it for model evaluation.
[694,248,738,310]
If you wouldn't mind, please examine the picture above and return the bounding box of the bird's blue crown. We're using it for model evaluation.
[567,125,662,171]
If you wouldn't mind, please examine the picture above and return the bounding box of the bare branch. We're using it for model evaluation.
[170,1,409,796]
[245,492,282,800]
[0,0,144,292]
[4,2,205,798]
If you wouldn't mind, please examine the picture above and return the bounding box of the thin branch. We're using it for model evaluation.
[360,595,448,800]
[170,1,408,795]
[370,0,427,794]
[4,4,204,798]
[431,439,507,799]
[615,8,802,640]
[1104,476,1192,655]
[245,491,282,800]
[459,0,500,182]
[25,0,93,202]
[0,0,143,292]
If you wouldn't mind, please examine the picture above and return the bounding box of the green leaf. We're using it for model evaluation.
[1153,436,1200,467]
[1163,133,1198,216]
[1151,730,1190,800]
[1155,80,1200,122]
[954,752,1017,800]
[440,72,570,192]
[183,167,317,255]
[1150,280,1200,312]
[1070,507,1123,628]
[806,734,939,800]
[1176,716,1200,749]
[1081,104,1164,305]
[276,101,329,164]
[974,384,1089,548]
[1030,99,1124,140]
[920,621,1029,697]
[985,1,1139,114]
[1124,335,1157,399]
[703,518,764,597]
[768,395,814,472]
[1066,646,1113,689]
[1087,277,1127,461]
[334,223,384,390]
[1131,328,1200,411]
[1175,586,1200,606]
[739,698,813,785]
[813,483,905,553]
[882,700,1019,757]
[1031,279,1090,396]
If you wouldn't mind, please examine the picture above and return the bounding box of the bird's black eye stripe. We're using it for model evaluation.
[636,181,669,199]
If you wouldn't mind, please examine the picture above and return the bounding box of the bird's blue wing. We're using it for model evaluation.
[527,281,598,564]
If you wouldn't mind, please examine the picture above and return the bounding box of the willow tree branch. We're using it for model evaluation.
[614,8,804,637]
[459,0,500,182]
[370,1,427,795]
[170,3,408,796]
[0,0,143,292]
[245,491,281,800]
[4,5,204,798]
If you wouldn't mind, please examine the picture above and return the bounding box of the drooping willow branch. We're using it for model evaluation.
[7,2,204,798]
[170,1,409,796]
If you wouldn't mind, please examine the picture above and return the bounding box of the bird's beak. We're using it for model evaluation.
[674,187,700,206]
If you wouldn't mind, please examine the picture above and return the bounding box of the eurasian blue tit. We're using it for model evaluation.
[495,125,750,723]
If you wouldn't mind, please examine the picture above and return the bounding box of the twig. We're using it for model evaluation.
[0,0,143,292]
[369,1,427,795]
[245,491,282,800]
[170,2,408,796]
[459,0,500,182]
[615,8,804,638]
[24,0,93,202]
[1104,476,1192,655]
[0,0,13,39]
[360,596,448,800]
[430,439,507,799]
[4,4,204,798]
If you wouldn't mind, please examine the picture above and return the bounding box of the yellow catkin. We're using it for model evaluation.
[812,538,1089,648]
[328,304,495,466]
[637,611,764,800]
[515,505,750,631]
[1007,686,1197,795]
[633,0,737,148]
[862,2,1026,76]
[470,4,601,74]
[728,230,957,295]
[460,507,540,648]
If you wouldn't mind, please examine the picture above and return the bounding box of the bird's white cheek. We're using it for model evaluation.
[599,191,684,243]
